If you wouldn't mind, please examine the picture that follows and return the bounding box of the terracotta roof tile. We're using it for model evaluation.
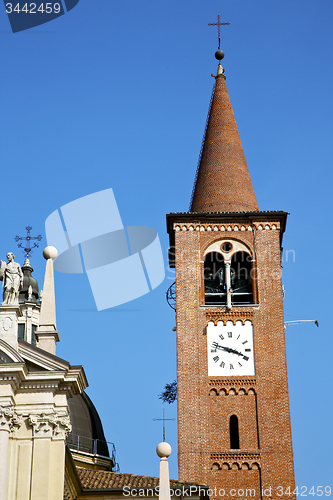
[77,468,203,491]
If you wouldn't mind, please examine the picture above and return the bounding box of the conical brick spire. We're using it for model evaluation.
[190,64,259,213]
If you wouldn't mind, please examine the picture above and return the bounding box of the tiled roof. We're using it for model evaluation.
[77,468,203,490]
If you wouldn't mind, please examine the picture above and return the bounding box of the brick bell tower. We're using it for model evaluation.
[166,46,296,497]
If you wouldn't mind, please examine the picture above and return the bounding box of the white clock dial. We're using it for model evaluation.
[207,320,255,376]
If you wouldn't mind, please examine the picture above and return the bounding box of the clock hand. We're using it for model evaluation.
[212,341,229,353]
[228,347,244,356]
[212,342,244,357]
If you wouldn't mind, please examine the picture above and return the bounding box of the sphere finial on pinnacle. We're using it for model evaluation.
[156,442,172,458]
[43,246,58,261]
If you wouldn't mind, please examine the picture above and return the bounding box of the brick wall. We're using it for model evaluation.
[168,214,296,500]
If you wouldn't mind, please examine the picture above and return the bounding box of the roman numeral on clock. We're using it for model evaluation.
[228,332,232,338]
[213,356,219,362]
[219,334,224,340]
[230,363,234,369]
[220,361,225,368]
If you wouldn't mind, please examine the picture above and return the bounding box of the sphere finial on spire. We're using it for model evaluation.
[215,49,225,61]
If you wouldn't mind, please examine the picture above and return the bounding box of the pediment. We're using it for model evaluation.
[0,340,87,396]
[18,340,71,372]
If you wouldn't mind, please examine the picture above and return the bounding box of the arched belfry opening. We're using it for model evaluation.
[229,415,240,449]
[204,241,254,307]
[230,251,253,305]
[204,252,226,305]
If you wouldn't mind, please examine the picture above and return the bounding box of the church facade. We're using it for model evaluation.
[0,251,205,499]
[0,249,87,500]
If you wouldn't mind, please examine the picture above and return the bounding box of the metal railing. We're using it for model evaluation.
[67,433,117,469]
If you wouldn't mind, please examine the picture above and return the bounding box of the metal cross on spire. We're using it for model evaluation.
[15,226,42,259]
[208,15,230,49]
[153,409,175,442]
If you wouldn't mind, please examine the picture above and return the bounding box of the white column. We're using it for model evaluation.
[29,412,71,500]
[0,428,9,500]
[0,406,22,500]
[225,261,232,309]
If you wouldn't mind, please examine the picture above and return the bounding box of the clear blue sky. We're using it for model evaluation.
[0,0,332,487]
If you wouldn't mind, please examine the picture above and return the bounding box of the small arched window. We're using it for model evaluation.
[204,252,226,305]
[230,252,253,305]
[229,415,240,449]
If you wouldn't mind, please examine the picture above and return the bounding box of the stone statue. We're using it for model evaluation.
[0,253,23,305]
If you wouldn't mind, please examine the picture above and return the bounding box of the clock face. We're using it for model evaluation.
[207,320,255,376]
